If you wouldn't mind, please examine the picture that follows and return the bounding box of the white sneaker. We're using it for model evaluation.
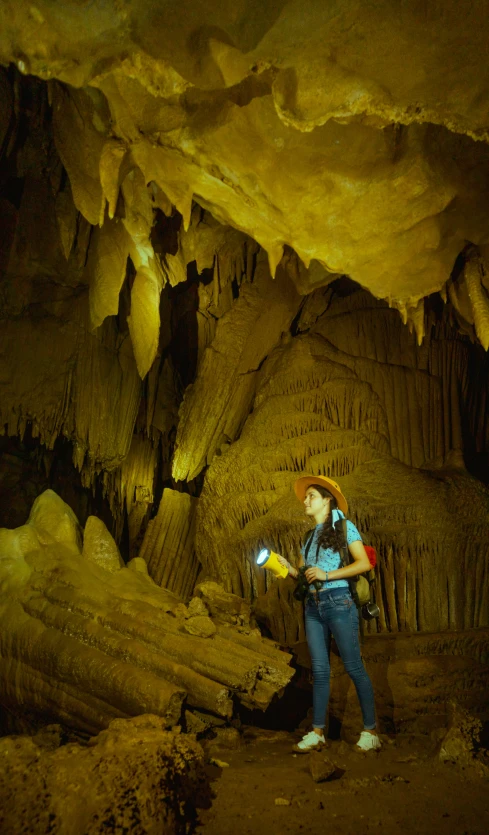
[356,730,382,751]
[293,730,325,753]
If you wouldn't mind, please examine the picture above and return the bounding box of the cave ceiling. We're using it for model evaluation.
[1,0,489,333]
[1,1,489,565]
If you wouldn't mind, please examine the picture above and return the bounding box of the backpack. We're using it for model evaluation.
[302,522,377,608]
[339,518,376,609]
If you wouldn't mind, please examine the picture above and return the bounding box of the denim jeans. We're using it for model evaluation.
[305,587,376,730]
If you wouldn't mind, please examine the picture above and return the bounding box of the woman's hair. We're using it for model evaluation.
[305,483,346,557]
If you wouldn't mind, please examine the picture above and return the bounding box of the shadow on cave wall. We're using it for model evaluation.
[0,429,119,552]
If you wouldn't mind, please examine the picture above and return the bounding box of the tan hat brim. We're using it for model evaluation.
[294,475,348,516]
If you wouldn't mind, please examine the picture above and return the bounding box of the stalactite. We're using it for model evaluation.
[101,431,158,549]
[99,138,128,220]
[87,217,130,330]
[172,252,302,481]
[465,249,489,351]
[127,266,163,379]
[50,82,107,227]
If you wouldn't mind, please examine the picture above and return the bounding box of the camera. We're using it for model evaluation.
[293,566,322,601]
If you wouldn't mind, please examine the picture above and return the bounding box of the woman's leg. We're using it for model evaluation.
[305,600,331,730]
[328,597,377,730]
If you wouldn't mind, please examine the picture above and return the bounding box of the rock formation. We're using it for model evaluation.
[0,0,488,768]
[0,490,294,736]
[2,1,489,314]
[197,287,489,643]
[0,715,212,835]
[139,487,200,600]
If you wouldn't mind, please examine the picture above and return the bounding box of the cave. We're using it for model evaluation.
[0,3,488,834]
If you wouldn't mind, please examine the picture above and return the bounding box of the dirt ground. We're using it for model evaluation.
[196,728,489,835]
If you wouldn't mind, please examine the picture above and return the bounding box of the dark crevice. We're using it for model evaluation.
[0,430,114,538]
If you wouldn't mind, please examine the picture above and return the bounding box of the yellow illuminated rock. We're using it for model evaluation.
[140,488,199,600]
[0,491,294,734]
[82,515,124,573]
[196,287,489,644]
[0,2,489,788]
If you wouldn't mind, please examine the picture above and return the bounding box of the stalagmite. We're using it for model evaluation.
[0,491,294,734]
[139,488,199,601]
[82,516,124,574]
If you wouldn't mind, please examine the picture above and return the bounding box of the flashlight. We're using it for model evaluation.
[256,548,289,579]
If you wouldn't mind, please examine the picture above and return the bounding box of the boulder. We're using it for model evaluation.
[0,715,211,835]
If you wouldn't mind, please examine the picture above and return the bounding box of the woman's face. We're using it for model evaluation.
[304,487,330,521]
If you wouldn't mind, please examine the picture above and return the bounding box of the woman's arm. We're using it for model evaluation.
[305,540,370,583]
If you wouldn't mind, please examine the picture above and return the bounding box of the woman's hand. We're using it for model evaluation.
[305,566,327,583]
[277,555,298,578]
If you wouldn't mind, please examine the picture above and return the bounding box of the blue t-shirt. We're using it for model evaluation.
[301,520,362,590]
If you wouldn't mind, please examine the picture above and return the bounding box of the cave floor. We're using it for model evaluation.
[196,728,488,835]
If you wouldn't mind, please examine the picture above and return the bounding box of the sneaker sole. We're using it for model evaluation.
[355,744,382,752]
[292,742,325,754]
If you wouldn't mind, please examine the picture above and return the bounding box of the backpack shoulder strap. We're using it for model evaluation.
[339,517,351,567]
[302,528,316,562]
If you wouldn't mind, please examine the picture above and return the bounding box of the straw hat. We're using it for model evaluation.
[293,474,348,515]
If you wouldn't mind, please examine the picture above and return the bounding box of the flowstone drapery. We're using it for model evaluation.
[139,488,200,601]
[196,289,489,644]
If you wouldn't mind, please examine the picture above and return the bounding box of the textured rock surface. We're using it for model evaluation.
[309,750,337,783]
[172,253,301,480]
[196,286,489,644]
[0,714,211,835]
[82,515,124,573]
[0,491,294,735]
[2,2,489,316]
[438,704,489,776]
[0,4,488,756]
[305,629,489,735]
[140,487,200,600]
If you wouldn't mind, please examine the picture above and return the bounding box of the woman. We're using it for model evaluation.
[279,474,381,752]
